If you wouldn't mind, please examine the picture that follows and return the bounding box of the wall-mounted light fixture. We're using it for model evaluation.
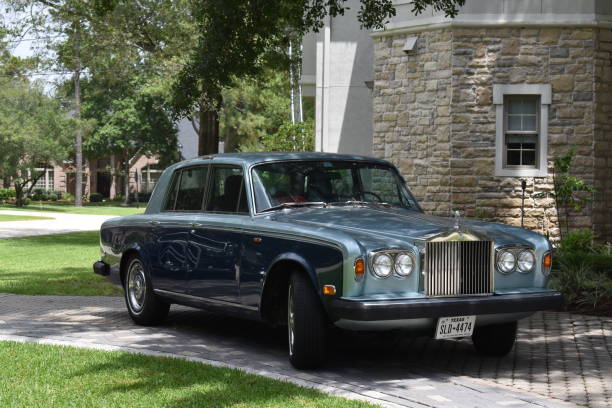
[403,36,418,54]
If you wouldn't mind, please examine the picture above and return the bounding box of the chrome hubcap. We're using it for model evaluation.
[288,286,295,356]
[127,261,146,313]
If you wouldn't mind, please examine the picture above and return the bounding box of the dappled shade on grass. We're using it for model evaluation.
[0,341,375,408]
[0,231,122,296]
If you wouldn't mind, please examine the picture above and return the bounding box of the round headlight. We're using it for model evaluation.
[496,250,516,274]
[517,250,535,273]
[394,253,414,277]
[372,253,393,278]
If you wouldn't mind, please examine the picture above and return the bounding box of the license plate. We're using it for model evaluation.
[435,315,476,339]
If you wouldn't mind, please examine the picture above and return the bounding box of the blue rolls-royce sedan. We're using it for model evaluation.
[93,152,563,369]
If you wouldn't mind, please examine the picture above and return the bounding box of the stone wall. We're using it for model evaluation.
[373,27,610,241]
[594,28,612,242]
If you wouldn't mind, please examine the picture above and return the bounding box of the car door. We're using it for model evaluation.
[149,166,207,293]
[186,165,248,303]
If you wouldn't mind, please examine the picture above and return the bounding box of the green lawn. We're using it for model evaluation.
[0,202,145,216]
[0,341,374,408]
[0,214,54,222]
[0,231,121,296]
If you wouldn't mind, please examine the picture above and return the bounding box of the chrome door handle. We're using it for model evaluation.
[149,221,160,226]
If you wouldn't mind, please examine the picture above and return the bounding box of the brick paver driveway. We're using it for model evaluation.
[0,294,609,408]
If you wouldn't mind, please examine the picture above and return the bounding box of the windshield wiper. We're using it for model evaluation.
[260,201,326,213]
[326,201,393,208]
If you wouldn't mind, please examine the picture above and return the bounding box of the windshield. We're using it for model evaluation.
[251,160,420,213]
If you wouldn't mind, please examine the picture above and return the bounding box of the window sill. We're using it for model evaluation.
[495,167,548,178]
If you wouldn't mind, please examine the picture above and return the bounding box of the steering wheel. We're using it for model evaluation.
[362,191,383,202]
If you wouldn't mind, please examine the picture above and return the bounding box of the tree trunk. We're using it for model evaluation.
[14,183,24,207]
[124,158,130,206]
[109,155,117,200]
[73,21,83,207]
[197,109,220,156]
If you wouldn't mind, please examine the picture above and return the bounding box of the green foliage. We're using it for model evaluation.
[558,229,595,253]
[552,147,595,235]
[172,0,465,116]
[238,120,315,153]
[0,189,16,200]
[220,71,300,150]
[0,80,74,207]
[89,192,103,203]
[549,258,612,309]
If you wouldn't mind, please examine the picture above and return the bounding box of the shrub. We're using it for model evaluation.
[558,229,594,253]
[89,193,103,203]
[549,259,611,308]
[63,193,75,202]
[0,188,16,200]
[47,193,58,201]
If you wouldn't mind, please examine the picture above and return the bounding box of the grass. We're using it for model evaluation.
[0,341,374,408]
[0,214,54,222]
[0,231,121,296]
[0,201,145,216]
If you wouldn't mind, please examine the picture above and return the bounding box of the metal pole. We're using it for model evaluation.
[521,179,526,228]
[289,40,296,124]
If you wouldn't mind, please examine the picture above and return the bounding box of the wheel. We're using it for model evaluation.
[124,255,170,326]
[472,321,518,357]
[287,271,327,369]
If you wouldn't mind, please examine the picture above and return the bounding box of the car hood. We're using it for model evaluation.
[271,206,542,249]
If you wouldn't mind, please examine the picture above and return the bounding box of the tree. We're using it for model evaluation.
[0,80,73,206]
[83,83,178,205]
[171,0,465,153]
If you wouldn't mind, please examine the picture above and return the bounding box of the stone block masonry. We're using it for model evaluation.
[373,27,612,241]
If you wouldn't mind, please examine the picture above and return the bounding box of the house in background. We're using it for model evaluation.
[20,117,200,200]
[302,0,612,242]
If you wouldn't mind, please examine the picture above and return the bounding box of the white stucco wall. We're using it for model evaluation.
[302,4,374,156]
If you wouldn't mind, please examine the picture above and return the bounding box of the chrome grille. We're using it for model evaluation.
[424,241,493,297]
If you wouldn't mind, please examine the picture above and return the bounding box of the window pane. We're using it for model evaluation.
[507,99,522,115]
[164,172,181,210]
[508,116,522,131]
[522,98,537,114]
[175,167,207,211]
[507,150,521,166]
[206,166,248,214]
[523,115,536,131]
[522,150,536,166]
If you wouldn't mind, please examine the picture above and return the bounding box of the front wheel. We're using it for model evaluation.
[124,255,169,326]
[287,272,327,369]
[471,321,518,357]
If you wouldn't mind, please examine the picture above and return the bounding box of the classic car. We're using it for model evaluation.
[93,152,563,369]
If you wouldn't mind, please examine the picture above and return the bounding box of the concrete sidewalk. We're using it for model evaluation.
[2,294,608,407]
[0,210,115,238]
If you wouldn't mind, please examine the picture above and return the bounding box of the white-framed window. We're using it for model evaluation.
[139,165,163,193]
[31,168,54,190]
[493,84,551,177]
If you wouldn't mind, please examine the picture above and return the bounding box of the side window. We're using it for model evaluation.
[163,171,181,211]
[174,166,208,211]
[206,166,248,214]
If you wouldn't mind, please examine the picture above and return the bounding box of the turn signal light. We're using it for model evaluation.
[354,258,365,281]
[323,285,336,295]
[543,253,552,276]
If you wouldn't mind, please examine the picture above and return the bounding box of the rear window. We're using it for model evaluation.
[164,166,208,211]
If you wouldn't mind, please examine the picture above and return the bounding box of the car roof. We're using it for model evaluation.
[174,152,393,168]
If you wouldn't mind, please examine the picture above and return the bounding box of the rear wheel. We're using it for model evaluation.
[472,321,518,357]
[287,271,327,369]
[124,255,169,326]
